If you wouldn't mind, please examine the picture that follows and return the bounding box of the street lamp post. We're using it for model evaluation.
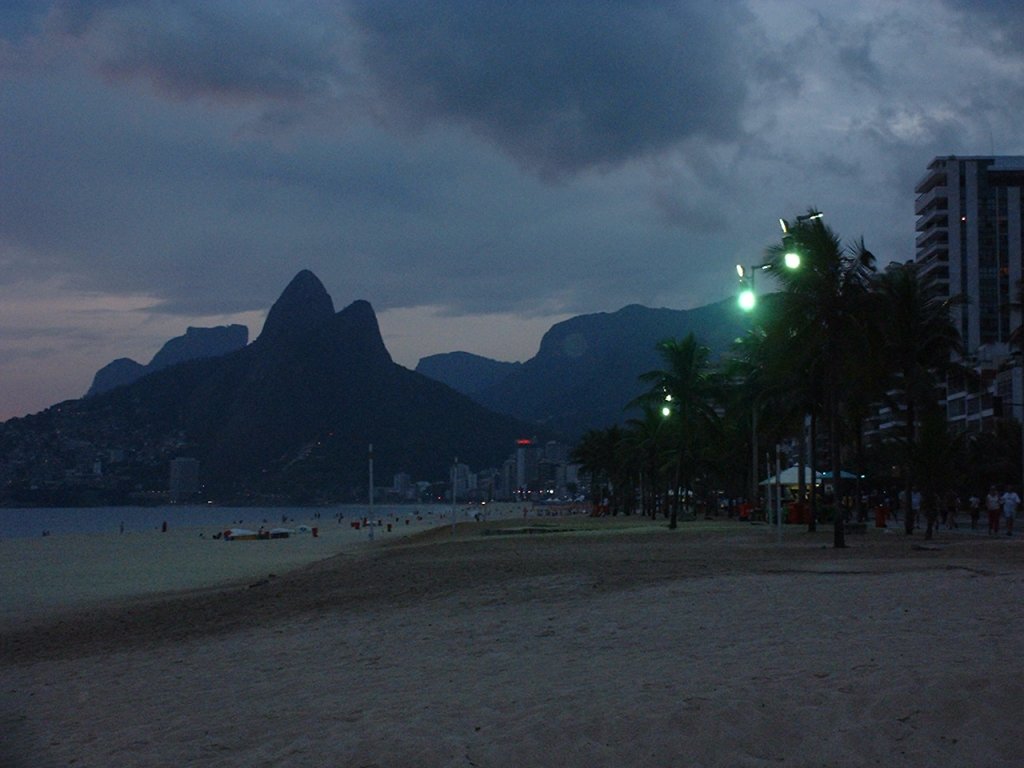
[736,215,814,528]
[368,443,374,542]
[451,457,458,536]
[660,392,683,528]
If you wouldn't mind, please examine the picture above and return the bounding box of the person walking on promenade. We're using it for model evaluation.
[986,486,1002,535]
[968,493,981,530]
[942,490,959,529]
[1000,486,1020,537]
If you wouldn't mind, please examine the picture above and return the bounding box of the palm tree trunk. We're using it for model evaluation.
[904,401,916,536]
[809,410,818,532]
[854,421,865,521]
[669,458,681,529]
[797,413,808,528]
[830,389,846,548]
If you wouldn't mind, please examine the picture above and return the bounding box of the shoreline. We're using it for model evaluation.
[0,500,539,540]
[0,502,546,627]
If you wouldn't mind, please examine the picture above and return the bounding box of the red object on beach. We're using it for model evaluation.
[787,502,808,525]
[312,527,318,537]
[352,521,360,530]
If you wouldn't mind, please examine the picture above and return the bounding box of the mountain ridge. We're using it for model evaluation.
[86,324,249,397]
[2,272,542,504]
[417,299,749,436]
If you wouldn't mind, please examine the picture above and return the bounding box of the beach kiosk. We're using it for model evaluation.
[759,467,821,524]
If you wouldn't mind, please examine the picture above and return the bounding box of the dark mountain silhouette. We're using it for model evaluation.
[86,324,248,396]
[87,357,147,396]
[415,352,522,396]
[418,301,750,437]
[4,271,541,502]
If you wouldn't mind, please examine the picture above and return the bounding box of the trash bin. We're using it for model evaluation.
[312,527,319,537]
[874,505,887,528]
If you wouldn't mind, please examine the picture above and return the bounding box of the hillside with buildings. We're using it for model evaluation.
[0,272,555,506]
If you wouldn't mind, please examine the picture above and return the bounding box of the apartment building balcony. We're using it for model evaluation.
[914,162,947,195]
[916,262,949,300]
[915,223,948,249]
[915,239,949,264]
[915,205,949,233]
[914,185,948,216]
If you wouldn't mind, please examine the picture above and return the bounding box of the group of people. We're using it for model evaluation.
[891,486,1018,535]
[982,485,1019,536]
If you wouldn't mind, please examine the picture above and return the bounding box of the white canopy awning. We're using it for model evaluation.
[759,466,821,486]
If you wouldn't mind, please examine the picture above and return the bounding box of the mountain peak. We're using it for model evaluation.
[258,270,335,344]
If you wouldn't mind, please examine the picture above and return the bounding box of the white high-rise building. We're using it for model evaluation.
[916,156,1024,428]
[916,156,1024,349]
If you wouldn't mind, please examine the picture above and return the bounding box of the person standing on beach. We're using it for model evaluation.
[986,486,1002,535]
[1000,486,1019,537]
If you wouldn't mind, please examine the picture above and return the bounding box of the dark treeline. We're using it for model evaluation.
[573,210,1020,547]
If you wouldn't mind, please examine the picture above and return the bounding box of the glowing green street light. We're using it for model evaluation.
[779,217,802,270]
[738,266,757,311]
[737,215,815,313]
[736,263,767,312]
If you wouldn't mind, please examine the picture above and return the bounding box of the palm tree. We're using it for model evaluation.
[767,213,877,548]
[724,328,771,514]
[729,319,823,528]
[638,333,720,529]
[571,425,625,513]
[873,261,964,534]
[914,410,966,539]
[623,404,673,518]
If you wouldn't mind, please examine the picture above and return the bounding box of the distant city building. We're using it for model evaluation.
[169,457,200,502]
[501,457,516,499]
[515,438,538,492]
[392,472,411,494]
[915,156,1024,429]
[543,440,569,463]
[453,461,471,498]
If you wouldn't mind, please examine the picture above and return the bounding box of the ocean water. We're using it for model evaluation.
[0,504,452,540]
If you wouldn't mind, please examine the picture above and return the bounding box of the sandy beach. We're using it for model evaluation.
[2,516,1022,767]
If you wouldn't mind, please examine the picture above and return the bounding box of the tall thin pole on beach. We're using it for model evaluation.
[368,443,374,542]
[776,445,783,544]
[451,457,457,536]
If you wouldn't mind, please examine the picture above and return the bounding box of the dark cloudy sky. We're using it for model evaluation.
[2,0,1022,419]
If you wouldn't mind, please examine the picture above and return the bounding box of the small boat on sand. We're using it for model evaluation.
[224,527,294,540]
[224,528,258,541]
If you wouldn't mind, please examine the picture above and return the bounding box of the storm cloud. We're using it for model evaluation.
[348,0,754,176]
[1,0,1023,418]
